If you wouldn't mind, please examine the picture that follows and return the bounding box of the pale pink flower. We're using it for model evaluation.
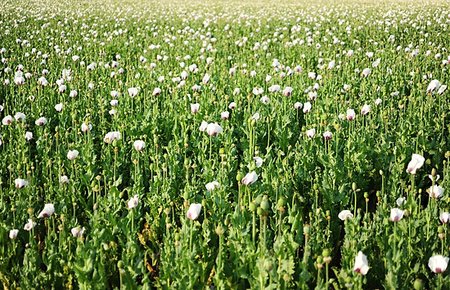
[15,178,28,189]
[396,197,406,207]
[251,113,260,121]
[390,208,404,222]
[294,102,303,110]
[25,131,33,141]
[252,87,263,96]
[199,121,208,132]
[205,181,220,191]
[67,150,79,161]
[81,123,92,133]
[14,112,25,122]
[303,102,312,113]
[153,88,161,96]
[427,185,445,199]
[406,154,425,174]
[35,117,47,126]
[9,229,19,239]
[440,212,450,224]
[268,85,280,93]
[190,103,200,114]
[71,226,85,238]
[133,140,145,152]
[428,255,449,273]
[361,104,371,115]
[38,203,55,218]
[186,203,202,220]
[206,123,223,136]
[128,87,138,97]
[283,87,293,97]
[346,109,356,121]
[24,219,36,231]
[306,128,316,138]
[426,79,441,94]
[221,111,230,120]
[323,131,332,140]
[260,96,270,104]
[242,171,258,186]
[2,115,13,125]
[202,73,210,84]
[437,85,447,95]
[60,175,69,184]
[353,251,369,275]
[127,195,139,209]
[103,131,121,144]
[361,68,371,77]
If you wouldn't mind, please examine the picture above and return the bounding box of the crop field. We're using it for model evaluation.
[0,0,449,288]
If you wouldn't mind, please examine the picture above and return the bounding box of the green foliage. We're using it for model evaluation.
[0,0,449,288]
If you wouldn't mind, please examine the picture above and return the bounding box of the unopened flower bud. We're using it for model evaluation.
[413,279,424,290]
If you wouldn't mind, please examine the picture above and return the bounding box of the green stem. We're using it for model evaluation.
[252,211,256,243]
[189,222,193,253]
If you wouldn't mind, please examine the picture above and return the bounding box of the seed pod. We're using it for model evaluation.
[261,198,270,211]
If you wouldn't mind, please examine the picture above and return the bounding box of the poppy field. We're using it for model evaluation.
[0,0,449,288]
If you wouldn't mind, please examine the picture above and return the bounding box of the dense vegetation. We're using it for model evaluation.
[0,0,449,288]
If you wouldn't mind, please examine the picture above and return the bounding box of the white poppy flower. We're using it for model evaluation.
[361,104,371,115]
[103,131,121,144]
[15,178,28,189]
[253,157,263,168]
[346,109,356,121]
[128,87,138,97]
[242,171,258,186]
[323,131,332,140]
[190,103,200,114]
[127,195,139,209]
[9,229,19,239]
[67,150,79,161]
[186,203,202,220]
[428,255,449,274]
[303,102,312,113]
[353,251,369,275]
[38,203,55,218]
[133,140,145,152]
[25,131,33,141]
[199,121,208,132]
[206,123,223,136]
[338,210,353,221]
[406,154,425,175]
[205,181,220,192]
[306,128,316,138]
[2,115,13,125]
[427,185,445,199]
[426,79,441,94]
[35,117,47,126]
[390,208,404,222]
[71,226,86,238]
[24,219,36,231]
[440,212,450,224]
